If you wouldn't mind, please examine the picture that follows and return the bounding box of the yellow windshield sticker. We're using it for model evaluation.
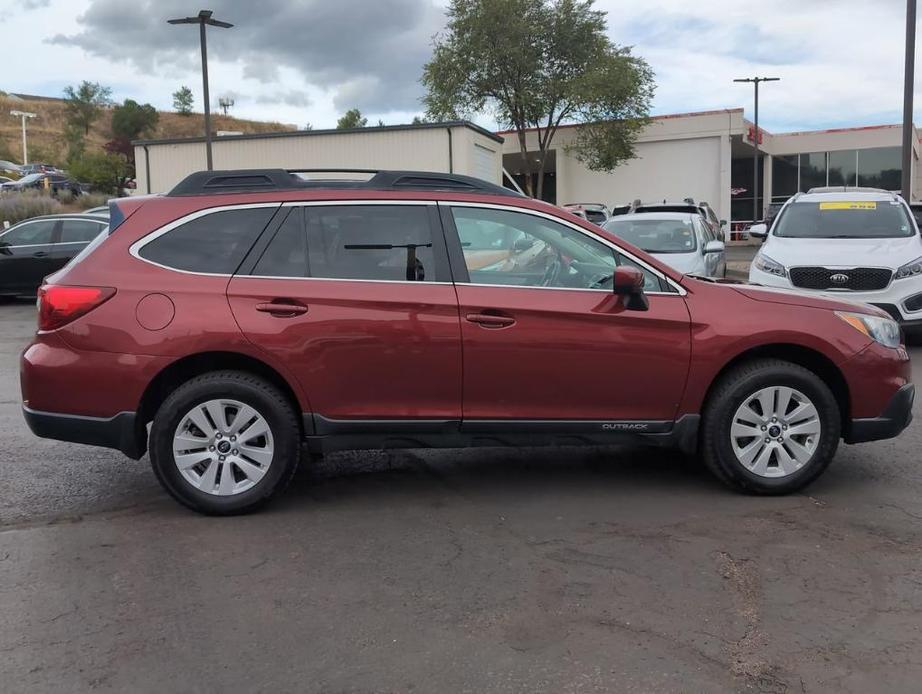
[819,201,877,210]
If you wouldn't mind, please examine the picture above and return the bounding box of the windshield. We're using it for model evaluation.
[774,200,914,238]
[17,173,43,184]
[604,217,698,253]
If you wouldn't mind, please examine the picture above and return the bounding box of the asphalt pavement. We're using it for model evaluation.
[2,299,922,693]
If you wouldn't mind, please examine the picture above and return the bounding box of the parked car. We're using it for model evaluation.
[631,198,726,236]
[0,213,108,297]
[18,163,58,176]
[21,169,913,514]
[0,176,13,185]
[1,172,82,197]
[749,187,922,336]
[563,203,610,224]
[603,212,726,278]
[0,160,22,175]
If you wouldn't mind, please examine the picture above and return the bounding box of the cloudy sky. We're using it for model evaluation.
[0,0,918,133]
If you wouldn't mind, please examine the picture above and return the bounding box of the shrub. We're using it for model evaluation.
[67,151,127,195]
[56,189,75,204]
[75,192,109,210]
[0,190,61,226]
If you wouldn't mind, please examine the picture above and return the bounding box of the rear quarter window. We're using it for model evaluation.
[138,207,277,274]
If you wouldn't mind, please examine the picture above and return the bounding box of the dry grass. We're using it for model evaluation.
[0,190,62,226]
[0,94,296,166]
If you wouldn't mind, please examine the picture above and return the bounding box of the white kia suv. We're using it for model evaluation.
[749,187,922,335]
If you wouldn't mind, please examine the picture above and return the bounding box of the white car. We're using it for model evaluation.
[603,211,726,278]
[748,188,922,335]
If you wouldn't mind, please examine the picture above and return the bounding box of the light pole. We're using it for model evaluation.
[901,0,916,201]
[734,77,780,223]
[10,110,37,165]
[168,9,233,171]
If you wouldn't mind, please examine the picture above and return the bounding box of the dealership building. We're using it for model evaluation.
[135,108,919,233]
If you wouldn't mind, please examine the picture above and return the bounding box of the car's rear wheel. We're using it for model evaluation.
[149,370,301,514]
[701,359,841,494]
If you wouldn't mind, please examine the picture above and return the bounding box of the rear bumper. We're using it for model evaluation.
[22,406,146,459]
[845,383,915,444]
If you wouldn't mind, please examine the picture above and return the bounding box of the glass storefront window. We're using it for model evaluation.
[857,146,901,190]
[799,152,826,191]
[772,154,798,197]
[828,150,857,187]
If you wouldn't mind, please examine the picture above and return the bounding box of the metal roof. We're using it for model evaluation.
[133,120,504,147]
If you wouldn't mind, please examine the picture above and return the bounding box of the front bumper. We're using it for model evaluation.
[846,383,915,444]
[22,406,146,459]
[749,265,922,325]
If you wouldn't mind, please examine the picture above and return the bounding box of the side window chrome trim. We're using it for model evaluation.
[447,201,687,296]
[239,275,453,285]
[128,202,282,274]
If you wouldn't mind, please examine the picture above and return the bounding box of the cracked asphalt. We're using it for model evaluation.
[1,300,921,693]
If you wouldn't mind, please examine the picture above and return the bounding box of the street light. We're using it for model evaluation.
[901,0,916,201]
[10,110,37,165]
[734,76,780,223]
[167,9,233,171]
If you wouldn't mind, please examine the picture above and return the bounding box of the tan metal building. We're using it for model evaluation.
[133,120,504,194]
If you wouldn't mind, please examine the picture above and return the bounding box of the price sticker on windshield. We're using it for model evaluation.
[819,201,877,210]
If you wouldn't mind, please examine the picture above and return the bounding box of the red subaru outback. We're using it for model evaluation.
[21,170,914,514]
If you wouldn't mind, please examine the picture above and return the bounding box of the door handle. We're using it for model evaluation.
[32,251,48,257]
[465,312,516,328]
[255,301,308,317]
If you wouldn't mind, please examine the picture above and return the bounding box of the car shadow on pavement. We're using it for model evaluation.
[277,444,722,508]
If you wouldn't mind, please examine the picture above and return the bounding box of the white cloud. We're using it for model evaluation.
[4,0,920,132]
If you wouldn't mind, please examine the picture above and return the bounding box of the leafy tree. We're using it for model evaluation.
[303,122,314,131]
[173,86,194,116]
[63,124,86,163]
[111,99,159,141]
[411,115,431,125]
[422,0,654,199]
[67,151,128,195]
[376,119,386,127]
[63,81,113,136]
[336,108,367,129]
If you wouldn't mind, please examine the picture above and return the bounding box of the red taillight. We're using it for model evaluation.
[37,285,116,331]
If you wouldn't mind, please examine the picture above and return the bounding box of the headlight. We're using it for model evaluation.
[835,311,901,348]
[895,256,922,280]
[753,253,787,277]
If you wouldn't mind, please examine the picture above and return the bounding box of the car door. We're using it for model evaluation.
[52,218,108,273]
[443,204,692,426]
[0,219,58,294]
[227,203,463,430]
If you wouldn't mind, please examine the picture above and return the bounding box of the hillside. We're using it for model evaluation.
[0,94,296,167]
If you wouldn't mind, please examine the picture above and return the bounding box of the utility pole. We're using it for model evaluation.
[10,110,37,165]
[734,77,780,222]
[902,0,916,201]
[168,10,233,171]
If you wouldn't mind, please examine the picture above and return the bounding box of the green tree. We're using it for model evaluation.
[111,99,159,140]
[336,108,367,129]
[173,86,194,116]
[422,0,654,199]
[63,81,113,136]
[67,151,128,195]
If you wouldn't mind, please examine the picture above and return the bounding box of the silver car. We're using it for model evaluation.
[603,211,726,278]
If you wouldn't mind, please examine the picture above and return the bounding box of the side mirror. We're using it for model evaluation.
[719,219,727,228]
[748,223,768,239]
[612,266,649,311]
[704,240,725,254]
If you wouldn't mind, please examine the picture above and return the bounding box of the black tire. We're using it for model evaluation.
[700,359,841,494]
[149,370,301,515]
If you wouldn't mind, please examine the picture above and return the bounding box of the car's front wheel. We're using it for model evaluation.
[701,359,841,494]
[149,370,301,514]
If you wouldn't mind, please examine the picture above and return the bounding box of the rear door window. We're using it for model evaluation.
[60,219,106,244]
[139,206,277,274]
[253,205,439,282]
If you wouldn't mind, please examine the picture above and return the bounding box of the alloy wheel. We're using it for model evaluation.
[172,399,275,495]
[729,386,821,478]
